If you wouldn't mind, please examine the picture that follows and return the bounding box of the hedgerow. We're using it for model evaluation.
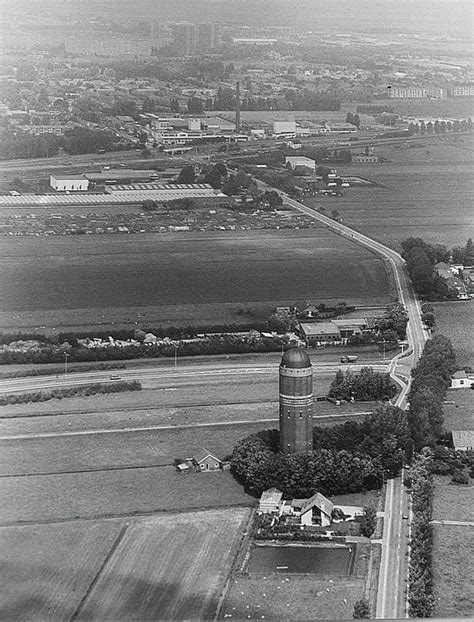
[0,381,141,406]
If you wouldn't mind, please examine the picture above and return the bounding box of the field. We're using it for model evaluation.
[433,301,474,368]
[432,476,474,523]
[76,509,250,621]
[433,524,474,619]
[322,139,474,251]
[432,477,474,618]
[0,509,250,621]
[0,519,125,620]
[221,574,366,620]
[443,389,474,431]
[0,466,253,524]
[0,229,393,331]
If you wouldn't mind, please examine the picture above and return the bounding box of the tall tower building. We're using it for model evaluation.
[279,348,314,455]
[172,23,197,56]
[196,23,219,52]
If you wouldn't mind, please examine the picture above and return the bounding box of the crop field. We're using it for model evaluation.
[443,390,474,431]
[0,519,125,620]
[433,302,474,368]
[76,509,250,621]
[0,229,393,331]
[0,508,250,621]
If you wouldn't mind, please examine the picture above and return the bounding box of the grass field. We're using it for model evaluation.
[0,229,392,331]
[433,524,474,619]
[320,142,474,251]
[221,574,366,620]
[0,420,276,477]
[433,302,474,368]
[76,509,250,621]
[0,519,125,620]
[443,389,474,431]
[432,476,474,523]
[0,466,253,524]
[432,475,474,618]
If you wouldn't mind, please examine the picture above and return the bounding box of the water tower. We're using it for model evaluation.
[279,348,314,455]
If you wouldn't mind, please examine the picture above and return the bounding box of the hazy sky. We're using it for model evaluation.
[1,0,473,35]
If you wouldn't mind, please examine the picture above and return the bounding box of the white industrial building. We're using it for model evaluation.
[285,156,316,173]
[50,175,89,192]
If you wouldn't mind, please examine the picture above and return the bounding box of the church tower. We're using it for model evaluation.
[279,348,314,455]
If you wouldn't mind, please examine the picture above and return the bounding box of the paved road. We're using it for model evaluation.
[376,475,410,618]
[0,360,391,395]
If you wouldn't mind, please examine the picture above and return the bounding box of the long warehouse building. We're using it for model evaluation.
[0,184,228,208]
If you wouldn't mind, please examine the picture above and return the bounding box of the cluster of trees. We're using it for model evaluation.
[345,112,361,128]
[378,302,409,341]
[431,446,473,484]
[407,118,472,135]
[329,367,397,402]
[408,335,457,451]
[353,597,371,619]
[313,406,410,476]
[402,237,473,299]
[0,380,141,406]
[0,132,62,160]
[0,125,133,161]
[402,238,451,300]
[405,452,435,618]
[231,404,409,498]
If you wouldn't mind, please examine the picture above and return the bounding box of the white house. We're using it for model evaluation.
[299,492,334,527]
[450,371,473,389]
[50,175,89,192]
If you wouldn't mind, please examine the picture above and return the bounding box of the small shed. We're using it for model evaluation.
[452,430,474,452]
[259,488,283,514]
[195,449,223,472]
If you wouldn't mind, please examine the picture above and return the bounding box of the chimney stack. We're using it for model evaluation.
[235,81,241,132]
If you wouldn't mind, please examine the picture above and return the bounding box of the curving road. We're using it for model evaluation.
[256,186,427,619]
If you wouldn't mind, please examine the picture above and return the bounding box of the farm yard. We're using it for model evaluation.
[0,228,393,332]
[0,509,251,621]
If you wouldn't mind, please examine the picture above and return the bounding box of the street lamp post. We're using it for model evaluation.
[64,352,70,376]
[174,344,179,370]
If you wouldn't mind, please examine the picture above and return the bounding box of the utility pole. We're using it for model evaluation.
[64,352,70,376]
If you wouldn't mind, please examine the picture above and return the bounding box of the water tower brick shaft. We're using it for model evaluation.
[279,350,314,455]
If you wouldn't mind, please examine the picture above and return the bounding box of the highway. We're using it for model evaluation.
[0,360,392,395]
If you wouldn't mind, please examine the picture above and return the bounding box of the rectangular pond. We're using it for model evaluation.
[248,543,354,575]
